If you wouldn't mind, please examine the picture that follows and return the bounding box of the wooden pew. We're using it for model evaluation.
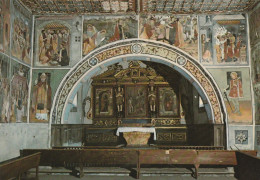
[20,149,257,179]
[138,149,197,179]
[21,149,139,178]
[0,152,41,180]
[137,149,257,179]
[235,151,260,180]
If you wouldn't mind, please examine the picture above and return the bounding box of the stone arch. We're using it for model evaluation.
[50,39,227,125]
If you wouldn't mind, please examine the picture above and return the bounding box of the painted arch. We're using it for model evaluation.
[50,39,227,124]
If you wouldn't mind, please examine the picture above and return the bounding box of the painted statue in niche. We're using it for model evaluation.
[126,86,147,117]
[11,17,31,63]
[36,23,70,66]
[94,88,113,117]
[159,87,178,117]
[0,56,10,123]
[31,73,52,122]
[199,14,247,65]
[0,0,10,52]
[139,15,198,59]
[82,16,137,56]
[10,64,29,123]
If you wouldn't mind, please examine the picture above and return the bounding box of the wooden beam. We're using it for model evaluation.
[53,0,61,13]
[181,0,186,12]
[226,0,234,11]
[43,0,53,13]
[199,0,205,12]
[190,0,196,13]
[72,0,80,13]
[171,0,177,12]
[32,0,45,12]
[216,0,223,12]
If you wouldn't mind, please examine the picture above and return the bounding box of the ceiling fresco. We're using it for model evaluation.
[19,0,259,14]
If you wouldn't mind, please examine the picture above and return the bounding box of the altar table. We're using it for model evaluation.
[116,127,156,146]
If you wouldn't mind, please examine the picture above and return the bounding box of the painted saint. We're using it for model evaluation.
[0,0,10,52]
[0,59,10,123]
[11,17,31,63]
[225,72,243,115]
[32,73,52,121]
[11,65,28,123]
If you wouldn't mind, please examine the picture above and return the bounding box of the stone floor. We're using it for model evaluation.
[24,167,237,180]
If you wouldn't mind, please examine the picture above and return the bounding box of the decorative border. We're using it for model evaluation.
[51,40,225,124]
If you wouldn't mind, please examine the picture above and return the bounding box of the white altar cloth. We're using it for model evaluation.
[116,127,156,140]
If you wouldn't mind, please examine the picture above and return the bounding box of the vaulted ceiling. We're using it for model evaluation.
[19,0,259,15]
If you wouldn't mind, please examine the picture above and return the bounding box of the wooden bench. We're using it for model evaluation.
[20,149,257,179]
[0,152,41,180]
[21,149,139,178]
[137,149,257,179]
[235,151,260,180]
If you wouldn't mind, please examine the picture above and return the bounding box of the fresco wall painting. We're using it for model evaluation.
[0,0,11,53]
[83,16,138,56]
[139,15,198,59]
[35,22,70,67]
[0,54,10,123]
[250,6,260,125]
[30,69,69,123]
[209,68,252,124]
[199,14,247,65]
[10,62,30,123]
[11,0,32,64]
[31,72,52,123]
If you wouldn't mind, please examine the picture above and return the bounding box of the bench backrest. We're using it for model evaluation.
[139,149,197,164]
[21,149,139,166]
[0,152,41,180]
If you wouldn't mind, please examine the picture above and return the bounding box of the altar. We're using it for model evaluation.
[116,127,156,146]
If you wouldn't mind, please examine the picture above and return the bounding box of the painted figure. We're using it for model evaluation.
[201,34,212,62]
[116,86,124,112]
[11,66,28,123]
[32,73,52,120]
[100,93,109,113]
[148,86,156,112]
[38,26,70,66]
[225,72,243,115]
[11,17,31,63]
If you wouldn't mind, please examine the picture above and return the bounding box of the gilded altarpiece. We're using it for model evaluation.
[86,61,186,146]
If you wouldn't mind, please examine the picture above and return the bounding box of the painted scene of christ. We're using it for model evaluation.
[139,15,198,59]
[199,14,248,65]
[35,23,70,67]
[82,16,137,56]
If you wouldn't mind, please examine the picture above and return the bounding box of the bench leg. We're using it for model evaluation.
[136,152,140,179]
[194,164,200,179]
[79,163,84,178]
[36,166,39,180]
[136,163,140,179]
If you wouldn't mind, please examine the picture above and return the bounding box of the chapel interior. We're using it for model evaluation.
[0,0,260,179]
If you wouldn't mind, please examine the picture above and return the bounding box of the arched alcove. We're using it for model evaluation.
[50,39,228,148]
